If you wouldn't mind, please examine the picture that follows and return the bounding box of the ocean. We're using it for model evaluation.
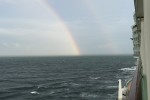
[0,56,135,100]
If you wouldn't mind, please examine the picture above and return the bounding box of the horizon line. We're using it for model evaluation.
[0,54,133,57]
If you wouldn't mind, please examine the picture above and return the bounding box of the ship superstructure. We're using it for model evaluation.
[118,0,150,100]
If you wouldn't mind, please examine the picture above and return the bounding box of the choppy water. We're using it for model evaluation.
[0,56,135,100]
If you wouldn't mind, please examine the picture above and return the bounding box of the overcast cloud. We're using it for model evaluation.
[0,0,134,56]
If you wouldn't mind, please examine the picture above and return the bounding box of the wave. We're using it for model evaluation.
[0,92,22,99]
[80,92,98,98]
[119,66,136,71]
[61,82,81,87]
[36,82,68,91]
[103,80,114,84]
[7,85,36,91]
[48,89,70,95]
[106,86,118,89]
[89,76,101,80]
[30,91,40,95]
[70,83,80,86]
[49,91,55,95]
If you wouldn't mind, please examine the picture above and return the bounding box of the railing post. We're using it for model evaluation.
[118,79,122,100]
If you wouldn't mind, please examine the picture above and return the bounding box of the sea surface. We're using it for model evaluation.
[0,56,136,100]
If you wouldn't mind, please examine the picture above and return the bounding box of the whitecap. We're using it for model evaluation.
[37,84,49,89]
[30,91,39,95]
[71,83,80,86]
[49,91,55,94]
[106,86,118,89]
[80,92,98,98]
[89,76,101,80]
[65,82,81,87]
[119,66,136,71]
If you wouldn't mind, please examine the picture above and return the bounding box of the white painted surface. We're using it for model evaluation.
[140,19,146,75]
[118,79,122,100]
[144,0,150,99]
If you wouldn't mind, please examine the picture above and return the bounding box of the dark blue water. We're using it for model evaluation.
[0,56,135,100]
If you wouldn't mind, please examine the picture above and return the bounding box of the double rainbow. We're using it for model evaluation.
[35,0,80,55]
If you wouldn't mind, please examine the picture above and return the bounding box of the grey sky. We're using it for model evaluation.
[0,0,134,56]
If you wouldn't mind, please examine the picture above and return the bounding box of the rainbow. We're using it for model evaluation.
[35,0,80,55]
[84,0,119,54]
